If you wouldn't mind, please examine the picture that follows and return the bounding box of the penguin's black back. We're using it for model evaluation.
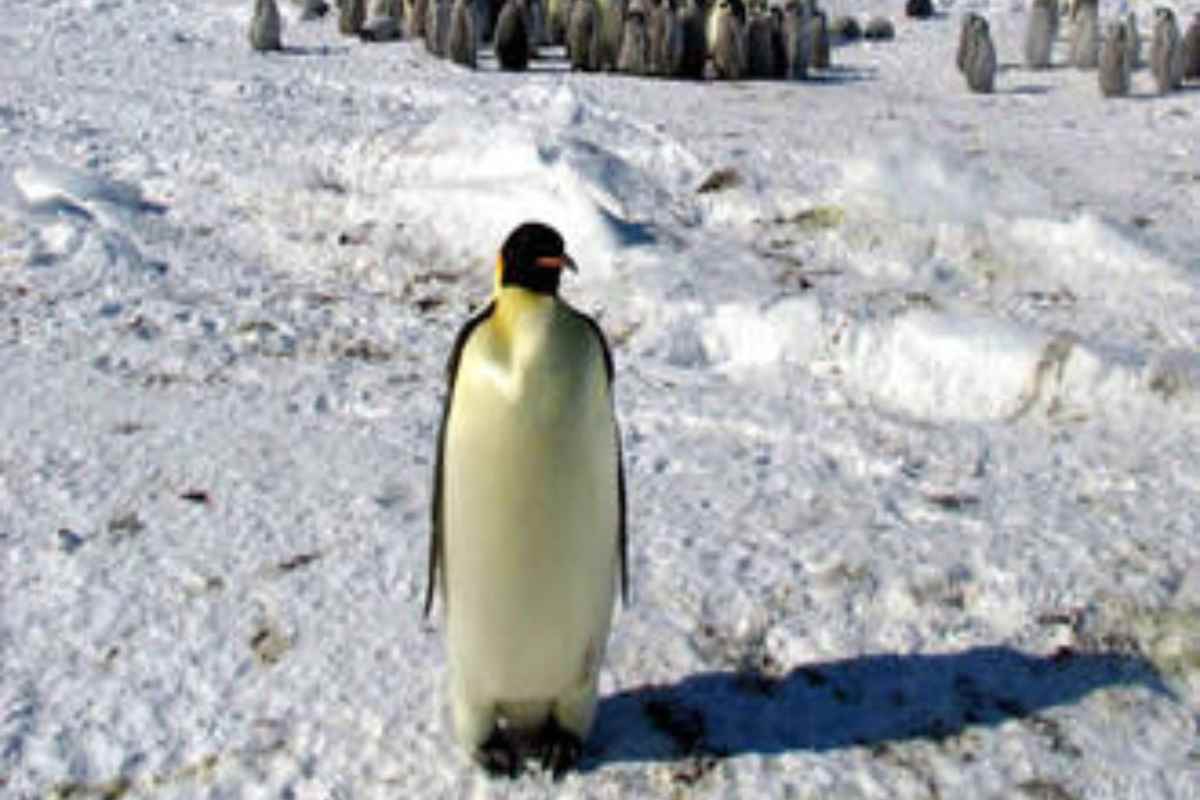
[496,0,531,69]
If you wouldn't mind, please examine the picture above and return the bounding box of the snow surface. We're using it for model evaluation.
[2,0,1200,797]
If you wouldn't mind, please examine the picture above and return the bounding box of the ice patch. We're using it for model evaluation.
[838,308,1200,423]
[701,297,825,370]
[339,101,668,280]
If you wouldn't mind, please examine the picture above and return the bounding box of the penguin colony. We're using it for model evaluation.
[428,222,626,779]
[965,2,1200,98]
[253,0,899,78]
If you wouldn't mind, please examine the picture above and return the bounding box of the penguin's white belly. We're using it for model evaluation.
[443,328,619,707]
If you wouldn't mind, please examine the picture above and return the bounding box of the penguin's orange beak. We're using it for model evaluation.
[535,254,578,272]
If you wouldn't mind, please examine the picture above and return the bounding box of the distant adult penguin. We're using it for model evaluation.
[808,4,830,68]
[496,0,532,69]
[523,0,548,52]
[340,0,367,33]
[768,5,788,77]
[427,221,627,780]
[745,10,776,77]
[711,0,747,78]
[250,0,283,51]
[1150,6,1183,93]
[598,0,630,69]
[448,0,479,65]
[963,14,996,92]
[672,0,709,78]
[957,12,984,72]
[618,0,651,73]
[1125,11,1141,69]
[426,0,453,53]
[568,0,603,69]
[906,0,933,20]
[548,0,572,43]
[1068,0,1099,68]
[1024,0,1058,69]
[1182,12,1200,79]
[646,0,672,74]
[407,0,429,36]
[1098,19,1131,95]
[783,0,809,79]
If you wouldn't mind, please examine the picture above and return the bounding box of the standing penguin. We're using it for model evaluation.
[963,15,997,92]
[1125,11,1141,69]
[568,0,603,69]
[1181,12,1200,79]
[745,8,776,77]
[496,0,532,69]
[250,0,283,50]
[1098,19,1132,95]
[671,0,709,77]
[340,0,367,33]
[808,2,830,68]
[1068,0,1099,68]
[618,0,651,73]
[711,0,747,78]
[598,0,630,70]
[407,0,429,36]
[448,0,479,65]
[1150,6,1184,93]
[426,0,453,53]
[1024,0,1058,69]
[427,222,627,779]
[956,12,981,73]
[768,5,788,77]
[783,0,808,79]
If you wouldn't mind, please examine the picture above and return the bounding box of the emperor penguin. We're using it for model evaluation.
[808,2,830,68]
[1150,6,1184,92]
[783,0,809,79]
[745,7,777,77]
[339,0,367,33]
[618,0,651,74]
[250,0,283,51]
[1023,0,1058,69]
[447,0,479,66]
[672,0,709,78]
[428,222,627,779]
[957,12,984,73]
[495,0,532,69]
[1098,19,1131,96]
[1181,11,1200,79]
[1125,11,1141,69]
[963,14,996,92]
[568,0,603,70]
[1068,0,1099,68]
[711,0,747,78]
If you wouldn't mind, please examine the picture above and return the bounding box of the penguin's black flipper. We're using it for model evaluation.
[574,309,630,608]
[426,301,496,618]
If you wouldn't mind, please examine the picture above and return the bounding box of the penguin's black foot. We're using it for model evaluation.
[537,718,583,781]
[475,728,520,779]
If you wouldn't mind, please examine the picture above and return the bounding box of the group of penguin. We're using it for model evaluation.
[250,0,909,80]
[957,0,1200,96]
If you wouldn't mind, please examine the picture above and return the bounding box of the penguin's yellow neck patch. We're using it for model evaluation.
[494,286,554,346]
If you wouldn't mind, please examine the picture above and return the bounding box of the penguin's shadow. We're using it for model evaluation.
[1004,84,1053,95]
[583,645,1175,770]
[806,64,879,84]
[276,44,353,58]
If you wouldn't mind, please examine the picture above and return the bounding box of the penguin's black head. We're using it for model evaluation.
[497,221,577,295]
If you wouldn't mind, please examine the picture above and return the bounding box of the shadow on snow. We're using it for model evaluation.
[584,645,1175,769]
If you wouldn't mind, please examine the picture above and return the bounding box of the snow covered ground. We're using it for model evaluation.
[2,0,1199,797]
